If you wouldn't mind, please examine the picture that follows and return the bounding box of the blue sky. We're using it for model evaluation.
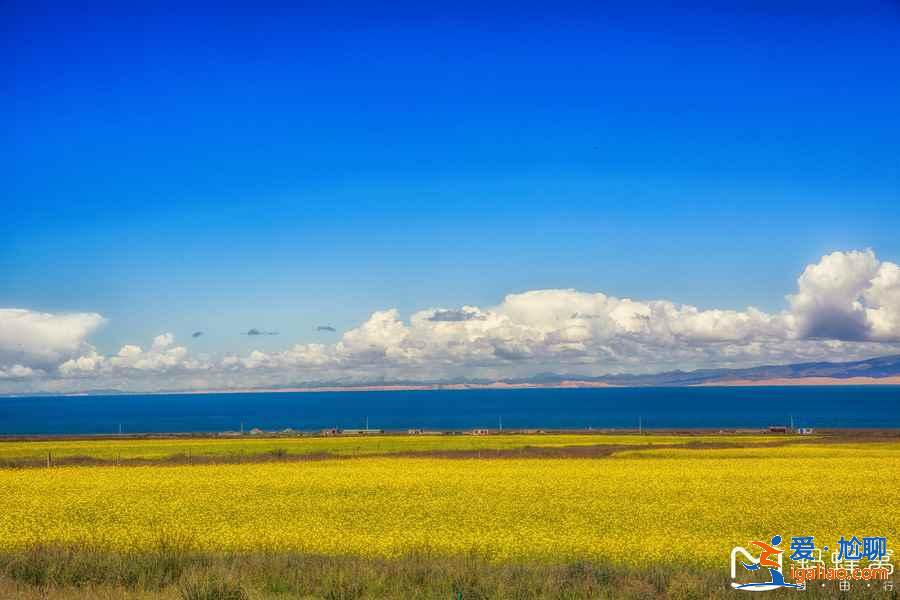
[2,1,900,392]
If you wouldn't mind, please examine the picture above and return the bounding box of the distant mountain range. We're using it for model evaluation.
[5,355,900,398]
[519,354,900,387]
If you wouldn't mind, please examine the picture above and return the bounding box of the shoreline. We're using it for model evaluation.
[4,376,900,399]
[2,428,898,443]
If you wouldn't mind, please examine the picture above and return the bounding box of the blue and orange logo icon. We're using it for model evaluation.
[731,535,803,591]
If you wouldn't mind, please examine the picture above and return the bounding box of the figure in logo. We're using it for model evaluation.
[731,535,803,591]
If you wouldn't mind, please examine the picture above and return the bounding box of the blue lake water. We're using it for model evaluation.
[2,386,900,435]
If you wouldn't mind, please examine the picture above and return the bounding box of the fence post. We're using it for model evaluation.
[47,451,52,468]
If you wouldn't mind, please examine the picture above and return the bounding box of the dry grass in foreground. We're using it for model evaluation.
[0,544,888,600]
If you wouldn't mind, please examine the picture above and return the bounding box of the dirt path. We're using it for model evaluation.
[0,438,825,469]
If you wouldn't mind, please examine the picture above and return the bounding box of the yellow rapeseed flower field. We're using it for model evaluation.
[1,441,897,568]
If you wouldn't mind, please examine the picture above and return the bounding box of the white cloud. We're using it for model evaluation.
[0,364,37,380]
[221,249,900,382]
[864,261,900,341]
[337,309,411,360]
[788,249,900,342]
[151,333,175,350]
[4,249,900,393]
[0,309,105,369]
[58,333,203,376]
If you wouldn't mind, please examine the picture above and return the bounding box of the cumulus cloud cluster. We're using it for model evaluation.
[0,309,105,380]
[789,250,900,341]
[2,249,900,393]
[58,333,207,377]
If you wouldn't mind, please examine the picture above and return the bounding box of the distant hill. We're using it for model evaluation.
[520,354,900,387]
[4,355,900,398]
